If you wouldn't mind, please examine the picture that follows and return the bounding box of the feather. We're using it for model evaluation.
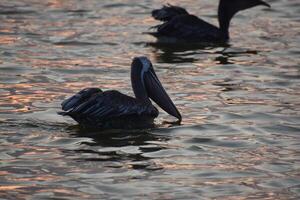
[61,88,102,111]
[152,4,189,22]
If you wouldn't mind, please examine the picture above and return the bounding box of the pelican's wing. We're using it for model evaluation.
[61,90,158,120]
[61,88,102,111]
[152,14,220,41]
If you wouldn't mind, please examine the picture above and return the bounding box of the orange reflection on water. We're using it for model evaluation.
[0,82,60,113]
[93,17,135,26]
[0,171,9,176]
[0,36,19,45]
[16,57,98,68]
[0,27,14,34]
[0,185,26,191]
[50,30,78,38]
[64,79,127,90]
[9,175,60,182]
[46,0,65,9]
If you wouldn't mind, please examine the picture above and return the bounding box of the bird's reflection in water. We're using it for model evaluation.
[74,128,170,147]
[215,55,233,65]
[147,42,230,64]
[146,42,258,65]
[215,49,258,65]
[68,126,170,170]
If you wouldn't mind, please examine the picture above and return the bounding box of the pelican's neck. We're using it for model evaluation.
[218,1,236,40]
[131,66,151,104]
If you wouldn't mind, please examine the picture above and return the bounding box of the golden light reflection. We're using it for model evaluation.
[64,79,127,91]
[0,28,14,34]
[15,57,99,68]
[9,175,60,182]
[0,171,9,176]
[93,17,140,27]
[15,56,128,70]
[46,0,66,9]
[0,83,60,114]
[0,36,19,45]
[0,185,26,191]
[50,30,78,38]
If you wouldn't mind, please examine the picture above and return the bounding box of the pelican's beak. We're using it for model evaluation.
[144,67,182,121]
[258,0,271,8]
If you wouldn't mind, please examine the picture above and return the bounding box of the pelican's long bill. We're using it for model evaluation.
[144,66,182,121]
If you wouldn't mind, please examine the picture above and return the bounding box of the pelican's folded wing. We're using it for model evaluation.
[62,90,158,121]
[154,15,220,41]
[61,88,102,111]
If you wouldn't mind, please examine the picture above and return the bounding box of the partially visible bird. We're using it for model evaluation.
[149,0,270,43]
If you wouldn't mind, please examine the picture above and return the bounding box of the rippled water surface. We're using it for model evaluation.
[0,0,300,199]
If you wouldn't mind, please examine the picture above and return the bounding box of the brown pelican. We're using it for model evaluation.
[59,57,181,129]
[149,0,270,43]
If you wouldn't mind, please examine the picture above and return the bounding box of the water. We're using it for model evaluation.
[0,0,299,199]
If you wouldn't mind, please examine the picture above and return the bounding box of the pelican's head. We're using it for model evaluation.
[131,56,181,121]
[218,0,270,38]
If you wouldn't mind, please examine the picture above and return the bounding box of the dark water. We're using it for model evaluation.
[0,0,299,199]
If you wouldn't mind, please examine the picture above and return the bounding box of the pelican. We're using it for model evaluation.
[59,57,181,129]
[149,0,270,43]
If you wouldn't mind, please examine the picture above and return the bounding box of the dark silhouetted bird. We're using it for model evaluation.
[150,0,270,43]
[59,57,181,129]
